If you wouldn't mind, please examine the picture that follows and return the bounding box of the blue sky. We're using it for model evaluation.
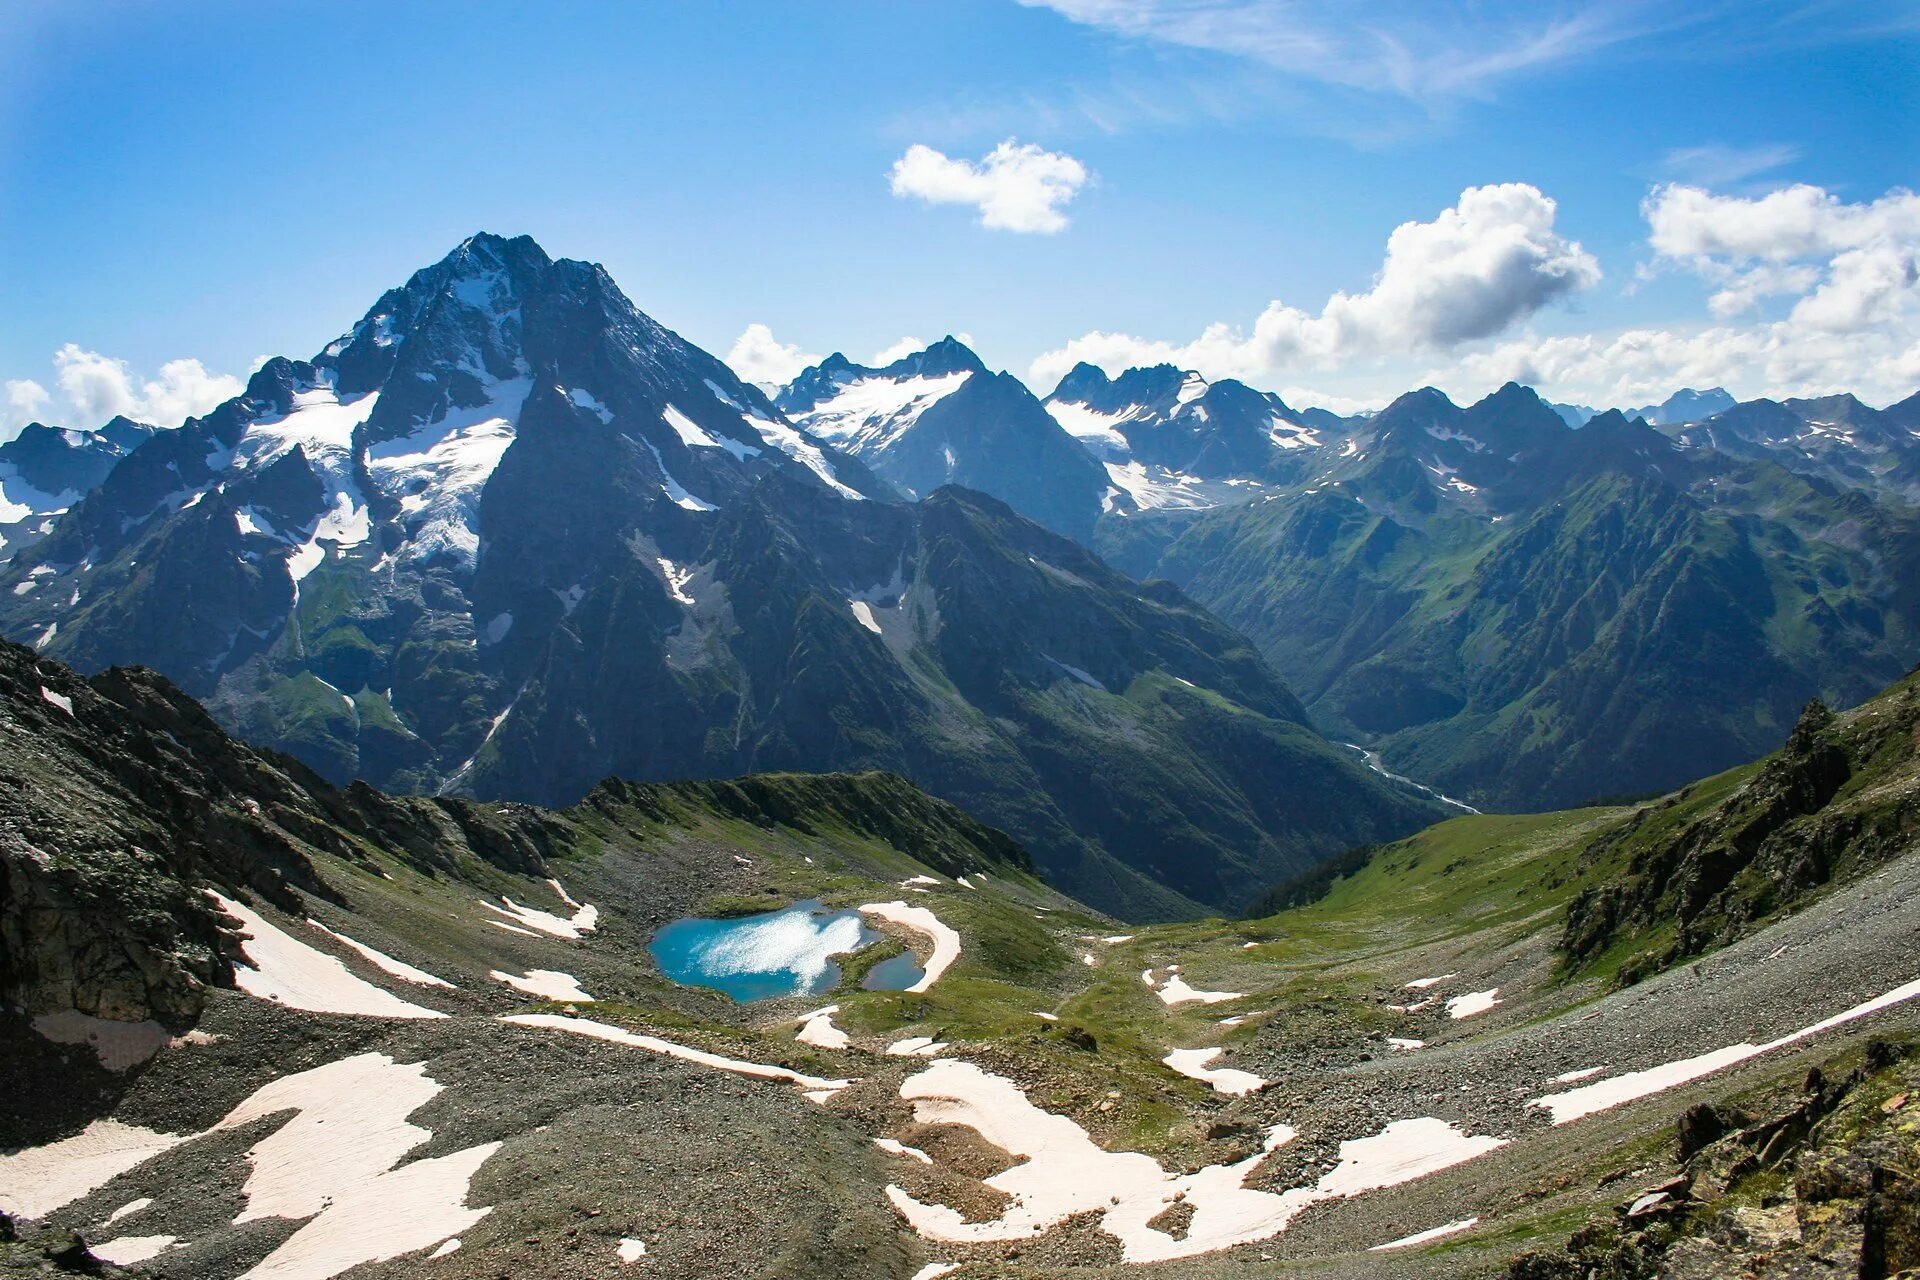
[2,0,1916,434]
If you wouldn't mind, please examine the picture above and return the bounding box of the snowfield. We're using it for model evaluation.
[207,892,445,1020]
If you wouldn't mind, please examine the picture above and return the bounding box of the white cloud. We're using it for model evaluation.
[1643,183,1920,332]
[1017,0,1652,105]
[724,323,821,390]
[3,380,51,435]
[2,347,240,439]
[869,336,929,366]
[889,139,1090,234]
[1435,183,1920,408]
[1030,182,1597,386]
[53,344,243,428]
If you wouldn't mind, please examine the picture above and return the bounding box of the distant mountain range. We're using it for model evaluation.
[5,231,1917,901]
[0,234,1439,920]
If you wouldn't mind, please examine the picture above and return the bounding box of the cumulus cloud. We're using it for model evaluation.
[1644,183,1920,330]
[2,347,240,439]
[889,139,1090,234]
[869,336,930,366]
[724,323,821,390]
[3,380,51,435]
[52,345,243,428]
[1030,182,1598,386]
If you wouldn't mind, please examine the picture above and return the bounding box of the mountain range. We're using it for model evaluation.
[5,230,1917,906]
[0,234,1438,921]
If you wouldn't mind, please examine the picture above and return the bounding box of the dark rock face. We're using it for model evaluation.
[0,418,155,564]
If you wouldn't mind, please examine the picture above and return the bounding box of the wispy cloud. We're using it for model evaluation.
[1015,0,1666,107]
[1658,142,1802,188]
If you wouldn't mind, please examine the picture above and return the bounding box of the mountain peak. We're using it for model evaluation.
[881,335,987,380]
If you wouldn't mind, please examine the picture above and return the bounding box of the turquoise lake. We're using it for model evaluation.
[648,899,925,1002]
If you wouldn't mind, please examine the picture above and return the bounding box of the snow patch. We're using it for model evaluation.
[1446,989,1501,1019]
[1162,1046,1267,1096]
[858,901,962,992]
[1371,1216,1479,1251]
[207,892,445,1019]
[888,1059,1502,1263]
[501,1013,853,1098]
[1534,975,1920,1124]
[489,968,594,1002]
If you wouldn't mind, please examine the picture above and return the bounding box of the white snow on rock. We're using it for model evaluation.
[1144,966,1243,1007]
[1162,1047,1268,1096]
[40,686,72,715]
[206,892,445,1020]
[1534,974,1920,1125]
[886,1058,1504,1263]
[31,1011,170,1071]
[858,901,961,992]
[657,557,697,606]
[1044,400,1132,456]
[308,921,456,989]
[0,1120,186,1219]
[1445,989,1501,1019]
[790,371,973,454]
[215,1053,499,1280]
[795,1005,850,1050]
[664,404,760,460]
[1370,1216,1479,1251]
[642,440,718,511]
[909,1264,960,1280]
[900,875,941,888]
[105,1197,153,1226]
[567,387,613,423]
[478,890,598,939]
[500,1014,854,1099]
[849,599,883,633]
[90,1236,177,1265]
[1387,1037,1425,1052]
[886,1036,949,1057]
[741,405,866,500]
[429,1239,462,1258]
[365,378,528,570]
[1552,1066,1606,1084]
[489,968,594,1002]
[1405,974,1457,989]
[876,1138,934,1165]
[616,1237,648,1263]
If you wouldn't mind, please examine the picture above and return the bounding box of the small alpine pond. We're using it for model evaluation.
[649,899,924,1001]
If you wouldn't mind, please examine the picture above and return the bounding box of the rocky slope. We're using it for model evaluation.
[5,641,1918,1280]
